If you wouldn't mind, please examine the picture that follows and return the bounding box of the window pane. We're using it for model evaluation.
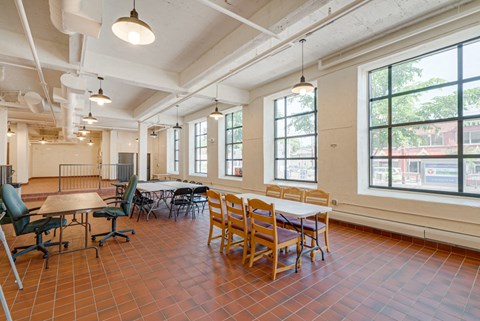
[392,48,457,94]
[226,145,233,159]
[233,143,242,159]
[275,98,285,118]
[392,85,457,124]
[392,121,457,156]
[463,40,480,79]
[226,129,232,144]
[463,80,480,117]
[226,114,233,129]
[200,135,207,147]
[275,119,285,137]
[370,67,388,99]
[286,93,315,116]
[286,114,315,136]
[232,128,242,143]
[464,158,480,194]
[226,161,233,175]
[200,161,207,173]
[233,111,242,127]
[464,118,480,154]
[275,140,285,158]
[233,161,243,176]
[370,128,388,156]
[200,147,207,160]
[370,160,389,186]
[275,160,285,179]
[370,99,388,127]
[286,136,315,158]
[286,159,315,181]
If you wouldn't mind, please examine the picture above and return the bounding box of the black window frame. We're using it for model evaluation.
[173,129,179,172]
[225,110,243,177]
[368,37,480,197]
[274,90,318,183]
[194,121,207,174]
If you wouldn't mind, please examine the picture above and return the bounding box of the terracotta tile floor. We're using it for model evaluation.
[0,197,478,320]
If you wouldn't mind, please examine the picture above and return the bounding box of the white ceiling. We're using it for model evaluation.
[0,0,476,138]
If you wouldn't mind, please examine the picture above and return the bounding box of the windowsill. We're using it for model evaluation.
[220,176,243,182]
[190,173,207,178]
[360,186,480,207]
[269,180,318,189]
[167,172,179,175]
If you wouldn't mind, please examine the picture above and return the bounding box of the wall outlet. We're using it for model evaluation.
[331,199,338,206]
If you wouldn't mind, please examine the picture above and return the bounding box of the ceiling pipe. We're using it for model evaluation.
[14,0,57,126]
[145,0,372,123]
[194,0,280,39]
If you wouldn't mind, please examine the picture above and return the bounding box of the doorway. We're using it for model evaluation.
[118,153,134,182]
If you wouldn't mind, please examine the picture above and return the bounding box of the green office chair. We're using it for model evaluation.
[91,175,138,246]
[0,184,68,261]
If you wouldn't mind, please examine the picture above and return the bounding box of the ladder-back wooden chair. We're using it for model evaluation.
[206,190,227,253]
[247,198,301,280]
[225,194,249,264]
[265,185,283,198]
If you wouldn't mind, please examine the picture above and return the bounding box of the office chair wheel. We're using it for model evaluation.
[11,249,17,254]
[132,231,135,235]
[126,237,130,242]
[91,236,96,241]
[99,241,104,247]
[64,243,69,249]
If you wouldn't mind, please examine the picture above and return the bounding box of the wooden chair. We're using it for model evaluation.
[225,194,249,264]
[247,198,301,280]
[265,185,283,198]
[281,187,304,202]
[206,190,228,253]
[288,189,331,261]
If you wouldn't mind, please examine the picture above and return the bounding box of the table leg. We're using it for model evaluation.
[0,227,22,289]
[314,213,324,261]
[295,218,304,273]
[0,284,13,321]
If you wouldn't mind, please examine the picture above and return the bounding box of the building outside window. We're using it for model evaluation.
[368,37,480,196]
[194,121,207,174]
[274,91,317,182]
[225,110,243,177]
[173,129,179,172]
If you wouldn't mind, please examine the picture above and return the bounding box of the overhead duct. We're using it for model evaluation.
[61,92,77,141]
[49,0,102,38]
[23,91,45,113]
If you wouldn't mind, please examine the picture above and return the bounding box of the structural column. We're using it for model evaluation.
[14,123,29,183]
[0,108,7,164]
[137,122,148,181]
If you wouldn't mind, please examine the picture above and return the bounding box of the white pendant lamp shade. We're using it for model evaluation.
[83,112,98,124]
[209,99,223,120]
[88,139,94,146]
[40,137,46,144]
[79,126,90,136]
[292,39,314,96]
[112,0,155,46]
[6,126,15,137]
[89,77,111,105]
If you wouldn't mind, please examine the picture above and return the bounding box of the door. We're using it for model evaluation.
[118,153,134,182]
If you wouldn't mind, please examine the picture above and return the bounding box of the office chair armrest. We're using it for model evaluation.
[14,212,45,220]
[28,206,41,211]
[103,196,122,201]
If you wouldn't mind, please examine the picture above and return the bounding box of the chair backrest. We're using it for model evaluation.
[248,198,277,244]
[173,187,193,197]
[176,178,182,182]
[193,185,209,195]
[225,194,247,232]
[121,175,138,215]
[183,180,189,183]
[1,184,30,235]
[265,185,282,198]
[207,190,225,225]
[304,189,330,222]
[282,187,304,202]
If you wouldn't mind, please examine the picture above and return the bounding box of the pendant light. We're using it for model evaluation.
[291,39,314,95]
[83,91,98,124]
[173,105,182,129]
[77,134,85,141]
[79,126,90,136]
[6,123,15,137]
[89,77,111,106]
[209,85,223,120]
[88,139,94,146]
[150,130,158,138]
[40,137,47,144]
[112,0,155,45]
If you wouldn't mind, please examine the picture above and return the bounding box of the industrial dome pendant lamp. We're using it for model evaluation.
[6,123,15,137]
[291,39,314,96]
[209,85,223,120]
[173,105,182,129]
[112,0,155,45]
[149,129,158,138]
[83,91,98,124]
[89,77,111,106]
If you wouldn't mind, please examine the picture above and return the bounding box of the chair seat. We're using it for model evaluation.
[212,214,228,225]
[93,207,127,218]
[22,217,66,234]
[230,217,250,232]
[256,226,299,243]
[289,218,326,232]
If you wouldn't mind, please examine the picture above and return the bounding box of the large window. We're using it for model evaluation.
[194,121,207,174]
[173,129,179,172]
[274,91,317,182]
[369,38,480,196]
[225,110,243,177]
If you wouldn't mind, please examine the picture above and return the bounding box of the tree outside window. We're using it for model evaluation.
[194,121,207,174]
[225,110,242,177]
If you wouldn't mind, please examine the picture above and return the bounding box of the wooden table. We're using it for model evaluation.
[38,192,106,268]
[236,193,332,272]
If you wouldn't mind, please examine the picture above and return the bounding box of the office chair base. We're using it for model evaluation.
[92,229,135,246]
[12,240,69,261]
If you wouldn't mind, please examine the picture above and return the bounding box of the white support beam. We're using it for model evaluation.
[195,83,249,106]
[138,122,148,181]
[133,91,174,120]
[0,108,7,164]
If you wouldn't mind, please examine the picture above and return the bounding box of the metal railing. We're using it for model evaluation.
[59,164,133,192]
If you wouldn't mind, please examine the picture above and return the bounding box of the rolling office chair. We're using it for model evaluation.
[91,175,137,246]
[0,184,68,261]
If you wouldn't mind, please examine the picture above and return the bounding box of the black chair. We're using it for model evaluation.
[169,188,193,221]
[131,189,156,221]
[91,175,137,246]
[0,184,68,261]
[191,186,209,217]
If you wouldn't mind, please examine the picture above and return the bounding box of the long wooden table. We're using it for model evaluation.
[38,192,106,268]
[235,193,332,272]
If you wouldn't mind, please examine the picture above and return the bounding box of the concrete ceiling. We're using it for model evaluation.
[0,0,477,138]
